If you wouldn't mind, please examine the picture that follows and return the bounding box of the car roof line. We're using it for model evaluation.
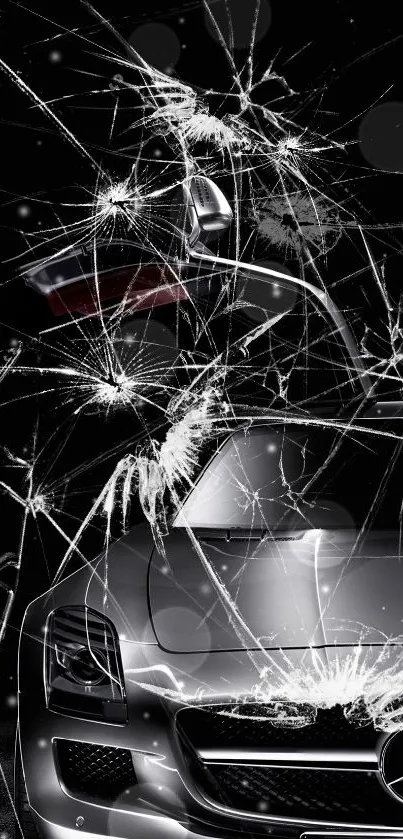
[189,248,372,398]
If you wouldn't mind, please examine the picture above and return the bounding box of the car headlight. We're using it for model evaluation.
[46,606,127,723]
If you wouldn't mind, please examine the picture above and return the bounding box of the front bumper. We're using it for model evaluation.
[32,809,222,839]
[32,811,403,839]
[19,643,403,839]
[18,589,403,839]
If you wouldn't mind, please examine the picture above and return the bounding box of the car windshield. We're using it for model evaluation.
[175,424,403,531]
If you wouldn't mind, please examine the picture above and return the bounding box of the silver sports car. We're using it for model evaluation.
[16,411,403,838]
[16,421,403,832]
[15,187,403,838]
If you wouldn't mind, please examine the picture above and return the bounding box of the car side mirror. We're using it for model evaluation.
[183,176,233,247]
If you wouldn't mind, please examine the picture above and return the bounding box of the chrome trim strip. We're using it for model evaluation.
[198,747,378,770]
[189,249,372,395]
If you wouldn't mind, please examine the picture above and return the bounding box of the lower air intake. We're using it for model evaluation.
[56,740,137,802]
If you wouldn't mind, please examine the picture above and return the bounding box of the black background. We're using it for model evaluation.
[1,2,403,827]
[0,1,402,641]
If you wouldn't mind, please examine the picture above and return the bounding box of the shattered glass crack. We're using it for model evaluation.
[2,0,403,784]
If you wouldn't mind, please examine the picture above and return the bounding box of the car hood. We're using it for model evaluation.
[149,528,403,652]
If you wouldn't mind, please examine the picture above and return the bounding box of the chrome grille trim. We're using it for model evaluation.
[198,747,378,771]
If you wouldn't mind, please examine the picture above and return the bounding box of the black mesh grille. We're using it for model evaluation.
[57,740,137,802]
[200,764,403,826]
[177,703,380,750]
[176,704,403,826]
